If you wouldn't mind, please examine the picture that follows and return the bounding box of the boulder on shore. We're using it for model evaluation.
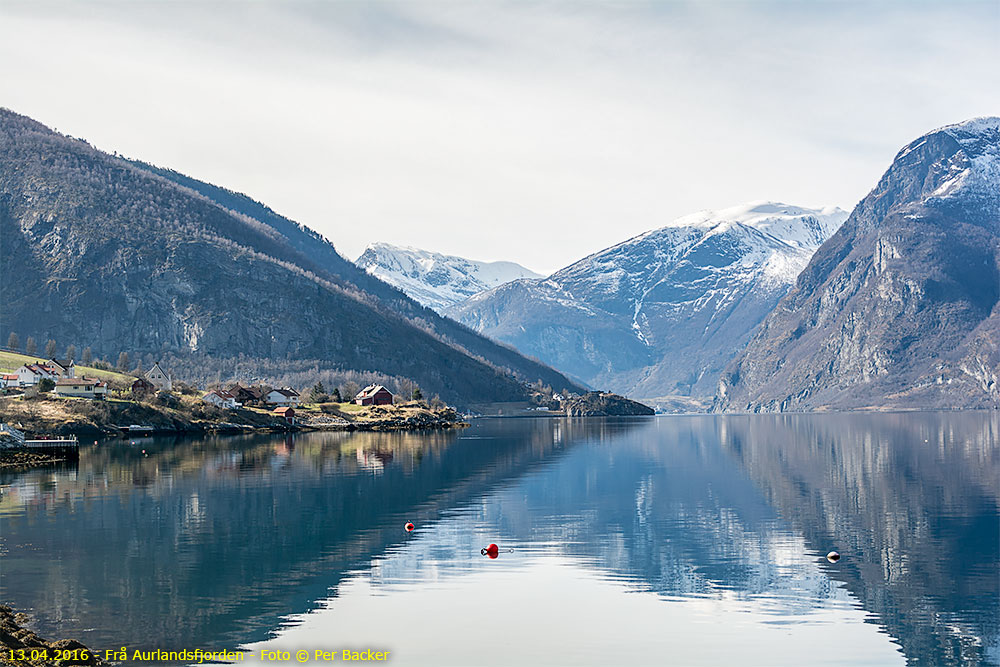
[0,604,103,666]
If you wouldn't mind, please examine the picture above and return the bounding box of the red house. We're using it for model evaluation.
[273,406,296,424]
[355,384,393,406]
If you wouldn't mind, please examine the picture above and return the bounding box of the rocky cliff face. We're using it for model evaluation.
[448,202,845,401]
[355,243,542,312]
[0,109,583,406]
[715,118,1000,412]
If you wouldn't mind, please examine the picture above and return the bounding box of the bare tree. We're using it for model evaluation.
[117,351,130,372]
[81,347,93,365]
[396,378,416,401]
[6,332,19,351]
[45,339,57,358]
[342,380,361,401]
[25,337,37,355]
[65,344,76,361]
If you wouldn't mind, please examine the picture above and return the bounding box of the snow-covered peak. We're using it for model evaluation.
[356,243,543,312]
[908,117,1000,216]
[937,116,1000,145]
[659,201,846,245]
[555,202,847,288]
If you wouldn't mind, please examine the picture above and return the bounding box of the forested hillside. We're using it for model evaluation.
[0,108,583,405]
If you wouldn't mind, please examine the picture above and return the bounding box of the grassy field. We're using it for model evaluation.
[0,350,134,382]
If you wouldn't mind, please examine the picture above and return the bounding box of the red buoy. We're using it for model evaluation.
[404,522,415,533]
[482,543,499,559]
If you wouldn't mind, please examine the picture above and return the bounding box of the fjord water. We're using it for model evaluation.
[1,415,996,666]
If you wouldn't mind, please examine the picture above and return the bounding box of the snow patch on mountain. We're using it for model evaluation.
[448,201,847,400]
[356,243,543,312]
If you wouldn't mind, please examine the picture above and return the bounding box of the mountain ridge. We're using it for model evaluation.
[355,242,542,312]
[448,201,847,401]
[0,107,584,406]
[714,117,1000,412]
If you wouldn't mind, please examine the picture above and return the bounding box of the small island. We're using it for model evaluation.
[561,392,655,417]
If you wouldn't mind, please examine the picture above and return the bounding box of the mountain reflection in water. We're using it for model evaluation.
[0,414,996,666]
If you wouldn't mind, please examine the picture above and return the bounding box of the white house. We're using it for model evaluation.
[53,377,108,399]
[145,362,172,390]
[16,362,62,386]
[202,389,240,409]
[266,388,301,406]
[48,358,76,378]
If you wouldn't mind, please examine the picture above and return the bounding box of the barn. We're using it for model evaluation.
[355,384,394,406]
[273,406,296,424]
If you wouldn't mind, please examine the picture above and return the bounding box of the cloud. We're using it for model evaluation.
[1,0,997,273]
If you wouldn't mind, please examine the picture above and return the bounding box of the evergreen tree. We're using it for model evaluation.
[65,344,76,361]
[45,339,57,358]
[81,347,93,365]
[309,381,327,403]
[331,387,342,403]
[6,332,19,351]
[25,337,37,355]
[412,387,423,401]
[117,351,130,371]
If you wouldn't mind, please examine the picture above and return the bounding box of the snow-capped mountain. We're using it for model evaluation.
[356,243,543,312]
[716,118,1000,412]
[447,202,847,402]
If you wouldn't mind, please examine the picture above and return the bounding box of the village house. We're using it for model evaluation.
[48,358,76,378]
[131,377,156,395]
[228,384,271,406]
[145,362,172,390]
[53,377,108,400]
[202,389,240,409]
[273,406,296,424]
[266,388,301,406]
[15,362,63,386]
[355,384,393,406]
[1,374,21,389]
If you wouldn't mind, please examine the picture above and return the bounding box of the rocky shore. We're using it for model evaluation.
[0,605,102,667]
[562,392,655,417]
[300,403,469,431]
[0,396,296,439]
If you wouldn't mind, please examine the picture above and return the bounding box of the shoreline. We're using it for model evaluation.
[0,399,470,469]
[0,604,104,667]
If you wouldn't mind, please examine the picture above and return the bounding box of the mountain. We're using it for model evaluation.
[448,202,847,402]
[0,108,584,406]
[715,118,1000,412]
[355,243,542,312]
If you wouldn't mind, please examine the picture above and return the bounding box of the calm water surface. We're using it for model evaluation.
[1,414,997,666]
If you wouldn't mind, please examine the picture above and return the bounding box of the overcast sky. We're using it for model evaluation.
[2,1,998,273]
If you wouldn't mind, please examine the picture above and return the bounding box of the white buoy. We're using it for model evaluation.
[827,551,841,562]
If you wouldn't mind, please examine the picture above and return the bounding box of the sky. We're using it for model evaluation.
[1,1,998,274]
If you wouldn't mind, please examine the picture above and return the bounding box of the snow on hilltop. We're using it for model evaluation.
[356,243,543,312]
[448,201,847,400]
[556,200,848,292]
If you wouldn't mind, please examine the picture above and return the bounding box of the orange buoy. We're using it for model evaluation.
[827,551,841,562]
[404,522,415,532]
[481,543,500,559]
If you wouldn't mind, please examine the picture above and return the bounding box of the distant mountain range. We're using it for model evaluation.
[4,105,994,412]
[447,202,847,402]
[715,118,1000,411]
[355,243,542,312]
[0,108,584,406]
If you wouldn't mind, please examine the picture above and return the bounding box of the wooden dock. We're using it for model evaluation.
[23,437,79,450]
